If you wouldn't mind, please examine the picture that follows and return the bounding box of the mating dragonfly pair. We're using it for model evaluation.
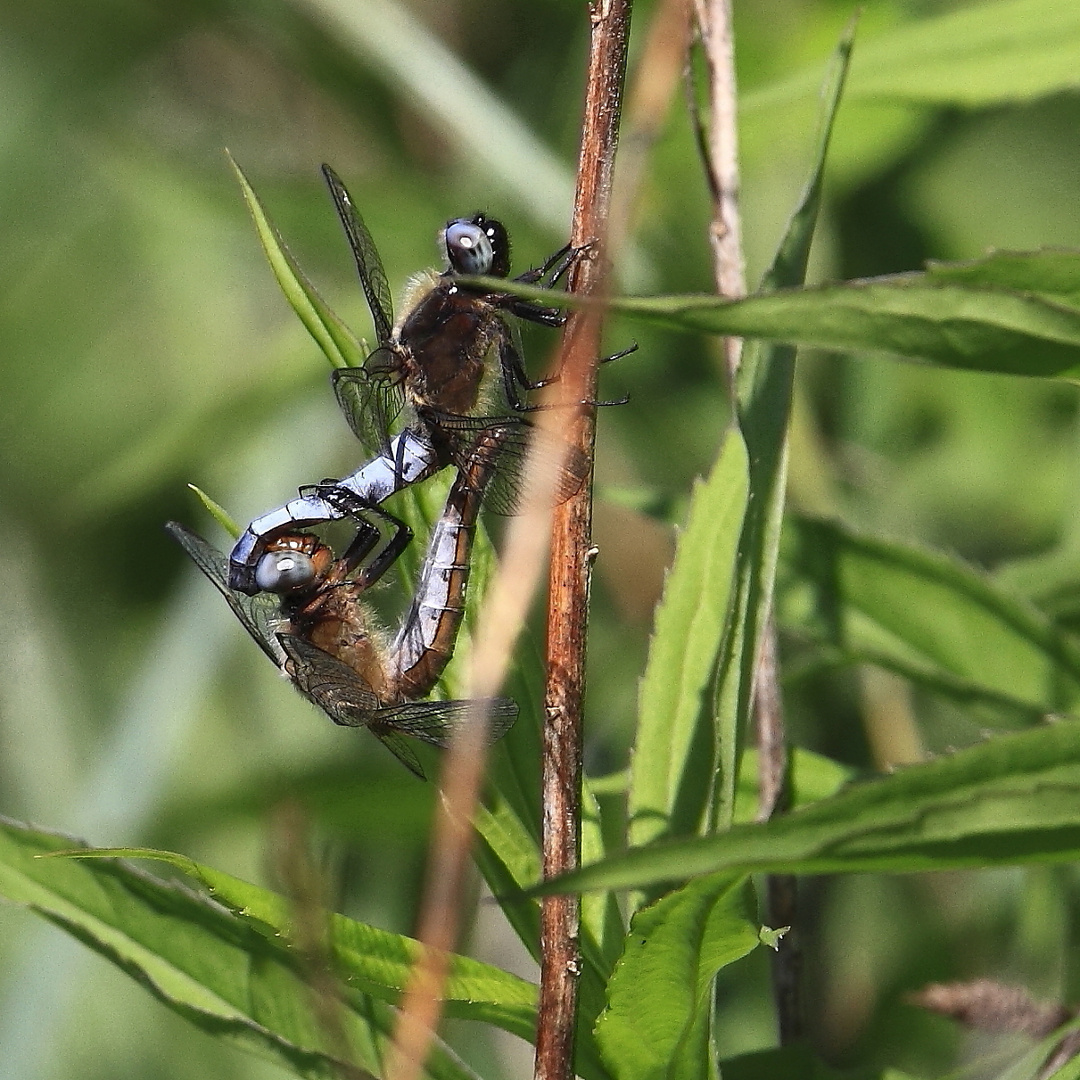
[170,165,622,777]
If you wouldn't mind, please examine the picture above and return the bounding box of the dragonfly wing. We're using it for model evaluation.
[421,412,588,515]
[321,164,394,344]
[277,633,383,727]
[332,361,406,457]
[375,698,520,749]
[371,731,427,779]
[166,522,284,665]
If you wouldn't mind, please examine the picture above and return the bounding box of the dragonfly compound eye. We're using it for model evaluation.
[444,220,494,276]
[255,550,317,594]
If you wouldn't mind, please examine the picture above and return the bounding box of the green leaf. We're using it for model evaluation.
[228,152,363,370]
[784,515,1080,715]
[606,249,1080,378]
[711,22,854,829]
[533,720,1080,894]
[996,1013,1080,1080]
[56,842,540,1036]
[187,484,240,540]
[0,819,477,1080]
[594,873,759,1080]
[745,0,1080,111]
[487,248,1080,380]
[734,748,854,823]
[581,780,627,979]
[758,926,787,950]
[628,425,749,848]
[791,641,1060,727]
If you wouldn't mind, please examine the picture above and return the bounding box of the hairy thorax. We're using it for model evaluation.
[395,275,500,417]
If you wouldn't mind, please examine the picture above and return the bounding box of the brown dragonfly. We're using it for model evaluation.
[172,427,516,778]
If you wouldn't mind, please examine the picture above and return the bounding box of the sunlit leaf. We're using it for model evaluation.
[595,874,759,1080]
[0,819,477,1080]
[608,267,1080,379]
[487,248,1080,380]
[628,425,749,850]
[535,721,1080,894]
[187,484,240,540]
[711,22,855,829]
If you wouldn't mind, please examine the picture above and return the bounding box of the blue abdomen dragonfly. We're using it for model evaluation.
[228,165,628,595]
[171,427,516,778]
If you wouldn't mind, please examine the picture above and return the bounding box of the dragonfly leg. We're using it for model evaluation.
[497,328,539,412]
[504,242,591,328]
[355,507,413,588]
[499,328,635,410]
[337,518,384,577]
[310,483,414,589]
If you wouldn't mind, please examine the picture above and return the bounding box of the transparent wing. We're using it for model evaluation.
[373,698,520,749]
[321,164,394,344]
[278,634,517,778]
[278,632,383,723]
[166,521,284,665]
[420,411,588,515]
[331,360,406,456]
[371,731,426,779]
[281,633,428,778]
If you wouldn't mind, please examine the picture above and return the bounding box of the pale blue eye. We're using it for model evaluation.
[255,550,316,594]
[444,221,494,275]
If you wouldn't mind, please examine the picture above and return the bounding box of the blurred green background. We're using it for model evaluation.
[2,0,1080,1077]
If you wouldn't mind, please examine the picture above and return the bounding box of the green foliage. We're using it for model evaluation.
[744,0,1080,109]
[595,875,759,1080]
[535,721,1080,893]
[7,1,1080,1080]
[495,249,1080,378]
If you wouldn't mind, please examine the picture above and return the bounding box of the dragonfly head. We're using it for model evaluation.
[442,214,510,279]
[255,533,332,595]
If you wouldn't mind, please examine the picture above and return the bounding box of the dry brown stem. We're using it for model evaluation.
[385,4,632,1079]
[536,3,632,1080]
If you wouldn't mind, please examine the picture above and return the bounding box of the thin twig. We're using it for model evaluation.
[385,6,631,1077]
[694,0,744,380]
[693,0,802,1047]
[536,3,632,1080]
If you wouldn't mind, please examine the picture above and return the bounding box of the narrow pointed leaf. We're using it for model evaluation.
[487,247,1080,382]
[604,272,1080,379]
[534,721,1080,894]
[744,0,1080,111]
[0,819,476,1080]
[711,23,854,828]
[188,484,240,540]
[628,425,749,848]
[784,515,1080,715]
[53,842,540,1036]
[228,153,363,370]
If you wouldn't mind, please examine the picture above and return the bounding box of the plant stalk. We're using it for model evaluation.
[535,2,632,1080]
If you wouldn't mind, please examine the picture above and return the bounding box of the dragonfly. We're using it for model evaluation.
[172,427,517,778]
[227,164,629,595]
